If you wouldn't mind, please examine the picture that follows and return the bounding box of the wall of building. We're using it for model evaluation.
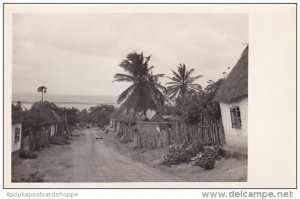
[12,123,22,152]
[219,97,248,149]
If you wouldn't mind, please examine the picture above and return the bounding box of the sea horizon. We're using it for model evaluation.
[12,92,119,110]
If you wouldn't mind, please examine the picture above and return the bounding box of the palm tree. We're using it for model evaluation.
[113,52,166,116]
[37,86,47,101]
[166,63,203,110]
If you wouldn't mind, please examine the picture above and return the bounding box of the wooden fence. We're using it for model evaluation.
[132,120,226,149]
[168,121,226,146]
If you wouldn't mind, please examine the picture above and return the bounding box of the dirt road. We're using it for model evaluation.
[15,128,182,182]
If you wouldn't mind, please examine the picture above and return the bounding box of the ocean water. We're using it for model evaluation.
[12,93,119,110]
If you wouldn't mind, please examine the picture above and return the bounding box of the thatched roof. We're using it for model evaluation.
[25,101,63,126]
[112,105,165,122]
[116,108,146,122]
[214,46,248,102]
[51,110,63,123]
[12,105,23,124]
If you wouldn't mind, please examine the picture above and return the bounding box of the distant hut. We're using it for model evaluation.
[214,46,248,149]
[116,108,145,143]
[112,105,168,147]
[11,105,23,153]
[24,101,63,150]
[110,107,124,131]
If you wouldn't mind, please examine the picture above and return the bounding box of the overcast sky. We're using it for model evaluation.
[13,13,248,96]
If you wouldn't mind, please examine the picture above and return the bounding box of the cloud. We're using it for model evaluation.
[13,13,248,96]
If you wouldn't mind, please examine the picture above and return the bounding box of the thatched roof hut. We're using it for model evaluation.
[12,105,23,124]
[116,108,146,122]
[214,46,248,102]
[24,101,63,127]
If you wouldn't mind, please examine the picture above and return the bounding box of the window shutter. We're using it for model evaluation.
[230,108,235,128]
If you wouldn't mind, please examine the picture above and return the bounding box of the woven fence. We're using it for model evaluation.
[133,120,226,149]
[168,121,226,146]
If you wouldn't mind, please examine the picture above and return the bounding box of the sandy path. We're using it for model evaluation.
[19,128,182,182]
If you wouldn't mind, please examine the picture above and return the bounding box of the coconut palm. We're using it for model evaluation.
[113,52,166,116]
[37,86,47,101]
[166,64,203,109]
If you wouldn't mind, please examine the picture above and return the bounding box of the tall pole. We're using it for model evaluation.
[41,92,44,101]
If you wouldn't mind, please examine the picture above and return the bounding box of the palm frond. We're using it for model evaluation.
[187,75,203,83]
[117,84,136,103]
[178,64,186,78]
[188,84,202,91]
[171,70,182,81]
[152,73,164,78]
[169,89,179,99]
[148,65,154,71]
[114,52,167,115]
[166,76,181,83]
[113,73,135,82]
[186,68,195,77]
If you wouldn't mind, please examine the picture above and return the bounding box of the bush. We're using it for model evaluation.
[193,146,223,170]
[161,138,222,168]
[161,141,203,166]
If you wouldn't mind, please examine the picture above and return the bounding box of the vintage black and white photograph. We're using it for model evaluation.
[0,2,249,186]
[9,12,249,183]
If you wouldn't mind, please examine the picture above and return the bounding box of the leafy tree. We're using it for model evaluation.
[88,105,115,127]
[78,109,92,125]
[37,86,47,101]
[166,63,203,114]
[183,78,224,124]
[89,105,114,114]
[113,52,166,116]
[56,107,80,127]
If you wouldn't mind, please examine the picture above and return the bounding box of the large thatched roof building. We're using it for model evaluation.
[214,46,248,102]
[25,101,63,127]
[214,46,248,150]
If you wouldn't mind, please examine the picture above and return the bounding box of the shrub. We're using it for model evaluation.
[161,141,203,166]
[161,138,222,168]
[193,146,223,170]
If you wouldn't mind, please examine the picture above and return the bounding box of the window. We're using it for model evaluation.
[230,106,242,129]
[14,127,21,143]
